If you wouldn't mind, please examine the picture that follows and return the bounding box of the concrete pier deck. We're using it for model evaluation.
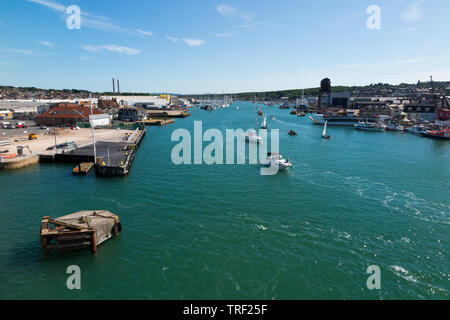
[39,128,146,177]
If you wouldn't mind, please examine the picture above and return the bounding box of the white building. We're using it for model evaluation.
[100,95,170,107]
[89,114,111,127]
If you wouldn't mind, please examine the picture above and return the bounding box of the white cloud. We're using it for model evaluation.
[214,32,232,38]
[28,0,130,34]
[395,58,424,65]
[0,48,33,55]
[38,41,55,48]
[136,29,154,37]
[239,22,262,29]
[216,4,236,18]
[81,44,141,55]
[182,38,205,47]
[27,0,65,13]
[165,36,179,42]
[216,4,252,21]
[402,1,425,23]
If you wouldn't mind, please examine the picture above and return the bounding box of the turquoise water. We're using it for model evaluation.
[0,102,448,299]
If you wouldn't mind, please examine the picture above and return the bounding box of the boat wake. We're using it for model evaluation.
[311,170,450,225]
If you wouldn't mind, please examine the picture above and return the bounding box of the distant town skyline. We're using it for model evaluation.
[0,0,449,94]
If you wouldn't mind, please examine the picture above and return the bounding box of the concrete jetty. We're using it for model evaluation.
[137,118,175,126]
[39,127,146,177]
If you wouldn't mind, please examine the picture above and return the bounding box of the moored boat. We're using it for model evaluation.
[385,124,405,132]
[310,110,361,126]
[421,128,450,140]
[406,125,426,135]
[354,121,385,132]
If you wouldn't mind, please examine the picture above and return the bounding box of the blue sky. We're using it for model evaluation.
[0,0,449,94]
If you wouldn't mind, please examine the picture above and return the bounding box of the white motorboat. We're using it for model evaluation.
[406,125,426,135]
[385,124,405,132]
[354,121,385,132]
[263,152,292,169]
[245,129,262,143]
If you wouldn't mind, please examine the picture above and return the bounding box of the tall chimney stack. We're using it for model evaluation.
[117,79,120,94]
[112,78,116,94]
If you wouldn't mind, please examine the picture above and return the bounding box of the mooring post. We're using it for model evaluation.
[91,230,97,253]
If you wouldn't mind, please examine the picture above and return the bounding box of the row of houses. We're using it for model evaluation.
[322,95,450,122]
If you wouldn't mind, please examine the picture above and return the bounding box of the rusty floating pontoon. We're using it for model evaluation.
[72,162,94,175]
[40,210,122,253]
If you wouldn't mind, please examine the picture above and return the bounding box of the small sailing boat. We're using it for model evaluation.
[260,115,268,129]
[258,106,263,116]
[246,99,262,143]
[321,120,331,139]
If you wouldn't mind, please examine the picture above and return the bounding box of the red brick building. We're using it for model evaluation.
[35,105,106,126]
[437,97,450,120]
[438,109,450,120]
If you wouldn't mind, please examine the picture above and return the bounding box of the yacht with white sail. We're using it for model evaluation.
[321,120,331,139]
[246,99,263,143]
[260,115,268,129]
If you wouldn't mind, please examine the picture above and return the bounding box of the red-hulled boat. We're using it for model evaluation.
[421,128,450,140]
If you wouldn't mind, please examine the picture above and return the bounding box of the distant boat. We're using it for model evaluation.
[385,124,404,132]
[288,130,297,136]
[236,106,239,110]
[421,127,450,140]
[322,121,331,139]
[246,129,262,143]
[260,115,268,129]
[354,121,385,132]
[297,111,306,117]
[310,111,360,126]
[263,152,292,170]
[247,101,262,143]
[258,106,263,116]
[406,125,426,135]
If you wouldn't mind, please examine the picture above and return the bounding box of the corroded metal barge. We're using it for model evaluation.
[40,210,122,253]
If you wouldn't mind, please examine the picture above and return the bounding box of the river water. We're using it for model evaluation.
[0,102,448,299]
